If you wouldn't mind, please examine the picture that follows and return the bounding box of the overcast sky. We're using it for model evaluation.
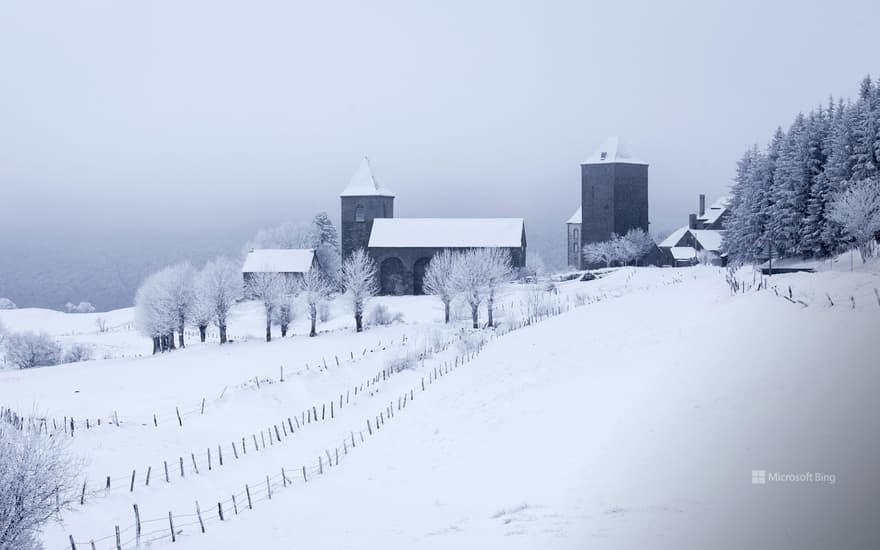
[1,0,879,307]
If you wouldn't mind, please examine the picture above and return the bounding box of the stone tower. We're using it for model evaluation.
[580,137,649,247]
[340,157,395,261]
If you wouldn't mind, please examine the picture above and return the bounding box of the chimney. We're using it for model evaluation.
[699,194,706,217]
[688,213,697,230]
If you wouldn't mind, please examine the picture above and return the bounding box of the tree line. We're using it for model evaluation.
[725,75,880,264]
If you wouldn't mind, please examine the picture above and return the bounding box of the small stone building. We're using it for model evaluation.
[340,157,527,295]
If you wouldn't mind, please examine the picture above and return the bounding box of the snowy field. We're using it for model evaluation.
[1,265,878,549]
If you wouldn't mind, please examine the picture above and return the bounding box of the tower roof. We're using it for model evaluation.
[340,157,395,197]
[582,136,647,165]
[566,206,581,224]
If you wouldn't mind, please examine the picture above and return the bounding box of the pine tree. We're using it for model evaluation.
[851,76,879,181]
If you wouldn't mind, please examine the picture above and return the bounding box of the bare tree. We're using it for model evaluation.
[0,422,79,550]
[828,178,880,263]
[299,268,332,337]
[451,249,489,329]
[199,257,243,344]
[482,248,514,327]
[341,248,378,332]
[423,249,457,323]
[246,271,285,342]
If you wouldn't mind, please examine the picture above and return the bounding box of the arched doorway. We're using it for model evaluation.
[380,257,406,295]
[413,257,431,295]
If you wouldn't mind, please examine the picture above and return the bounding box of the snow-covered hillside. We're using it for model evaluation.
[1,267,878,549]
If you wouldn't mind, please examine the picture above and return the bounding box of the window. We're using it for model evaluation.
[600,151,607,160]
[355,204,365,222]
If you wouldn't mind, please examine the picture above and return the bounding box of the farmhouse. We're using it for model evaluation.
[241,248,319,287]
[658,194,729,266]
[340,158,526,295]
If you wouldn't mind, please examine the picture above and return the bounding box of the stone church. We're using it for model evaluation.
[566,137,650,269]
[341,158,527,295]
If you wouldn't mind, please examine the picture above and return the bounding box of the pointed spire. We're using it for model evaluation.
[340,156,395,197]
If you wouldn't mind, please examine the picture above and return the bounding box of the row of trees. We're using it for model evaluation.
[423,247,515,328]
[246,212,341,284]
[135,258,241,353]
[726,75,880,264]
[581,228,655,268]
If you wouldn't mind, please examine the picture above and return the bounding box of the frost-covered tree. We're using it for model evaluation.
[341,248,378,332]
[423,249,457,323]
[247,221,315,250]
[827,178,880,263]
[0,422,79,550]
[189,269,215,343]
[582,239,616,268]
[134,266,187,353]
[482,248,514,327]
[451,249,489,329]
[274,280,298,337]
[3,332,62,369]
[198,257,243,344]
[622,228,655,265]
[62,343,93,364]
[246,271,285,342]
[65,302,95,314]
[165,263,196,348]
[312,212,339,249]
[298,268,332,337]
[135,270,173,353]
[0,298,16,310]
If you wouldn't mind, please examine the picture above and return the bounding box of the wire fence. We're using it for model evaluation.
[1,335,414,439]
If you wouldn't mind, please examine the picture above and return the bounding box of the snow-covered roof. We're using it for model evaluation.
[697,195,730,225]
[242,249,316,274]
[369,218,524,248]
[659,225,690,248]
[566,207,581,224]
[670,247,697,261]
[582,136,647,165]
[690,230,725,252]
[339,157,395,197]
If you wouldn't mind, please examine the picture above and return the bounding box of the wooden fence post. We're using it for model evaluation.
[133,504,141,543]
[218,502,224,521]
[232,441,239,459]
[207,448,212,471]
[232,494,238,515]
[164,461,169,483]
[180,456,185,478]
[69,535,77,550]
[196,501,205,533]
[115,526,121,550]
[191,453,199,474]
[302,465,307,482]
[246,484,252,509]
[175,407,182,427]
[80,479,86,505]
[168,512,176,542]
[218,444,223,466]
[266,475,272,499]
